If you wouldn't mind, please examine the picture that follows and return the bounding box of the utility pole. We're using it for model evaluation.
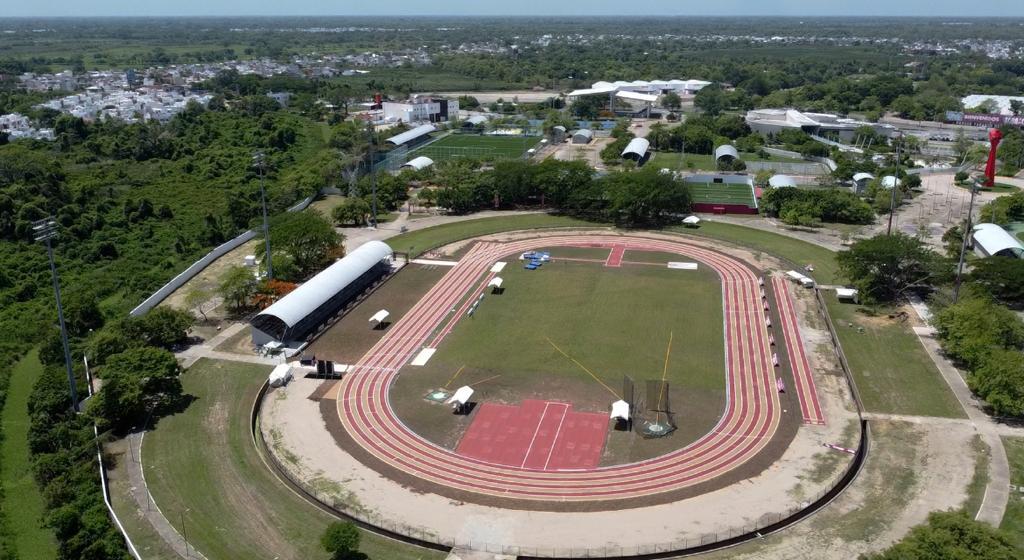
[32,218,78,412]
[953,178,981,304]
[887,132,902,236]
[253,151,273,280]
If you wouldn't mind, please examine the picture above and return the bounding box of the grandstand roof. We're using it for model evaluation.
[402,156,434,171]
[715,145,739,161]
[768,175,798,188]
[616,90,659,103]
[386,124,436,146]
[973,223,1024,258]
[622,137,650,159]
[252,241,394,337]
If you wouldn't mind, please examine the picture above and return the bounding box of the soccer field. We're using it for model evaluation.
[410,133,540,161]
[390,247,727,465]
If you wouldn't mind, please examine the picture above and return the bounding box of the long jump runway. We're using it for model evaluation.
[337,234,816,501]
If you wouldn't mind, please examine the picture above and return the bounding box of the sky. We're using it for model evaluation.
[4,0,1024,18]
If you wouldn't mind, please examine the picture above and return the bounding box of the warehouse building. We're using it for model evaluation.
[250,241,395,346]
[745,108,896,143]
[382,96,459,124]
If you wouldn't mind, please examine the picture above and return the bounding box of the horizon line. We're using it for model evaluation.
[2,14,1023,19]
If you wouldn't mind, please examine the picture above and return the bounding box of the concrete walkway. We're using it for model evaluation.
[124,431,206,559]
[908,323,1011,525]
[176,322,283,368]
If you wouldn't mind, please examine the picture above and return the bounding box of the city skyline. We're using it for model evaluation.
[3,0,1024,17]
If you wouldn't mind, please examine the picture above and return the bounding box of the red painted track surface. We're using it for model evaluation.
[604,244,625,267]
[457,400,608,471]
[337,235,783,501]
[772,278,826,425]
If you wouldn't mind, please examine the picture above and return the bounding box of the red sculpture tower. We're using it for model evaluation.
[984,128,1003,188]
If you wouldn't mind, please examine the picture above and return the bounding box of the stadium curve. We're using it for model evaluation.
[337,234,788,501]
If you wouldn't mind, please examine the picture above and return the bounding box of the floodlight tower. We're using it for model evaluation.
[253,151,273,280]
[33,218,79,412]
[366,121,378,228]
[953,176,982,304]
[887,132,902,236]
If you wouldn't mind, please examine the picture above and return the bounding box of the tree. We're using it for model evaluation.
[967,257,1024,307]
[321,522,361,560]
[862,510,1017,560]
[954,130,973,163]
[934,296,1024,369]
[836,234,948,303]
[662,91,682,111]
[268,211,343,279]
[183,287,210,321]
[88,347,182,430]
[694,85,727,116]
[120,307,194,350]
[331,197,372,227]
[970,349,1024,417]
[219,265,258,311]
[1011,99,1024,116]
[600,167,691,226]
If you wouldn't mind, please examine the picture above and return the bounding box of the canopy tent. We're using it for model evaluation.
[610,400,631,420]
[972,223,1024,258]
[487,277,504,289]
[852,172,875,183]
[881,176,902,190]
[621,137,650,161]
[836,288,859,302]
[682,215,701,225]
[786,270,815,288]
[369,309,390,326]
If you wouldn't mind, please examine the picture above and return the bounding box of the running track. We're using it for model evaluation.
[772,277,826,425]
[337,235,789,501]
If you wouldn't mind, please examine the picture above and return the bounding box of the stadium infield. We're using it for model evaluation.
[390,245,728,466]
[322,233,817,507]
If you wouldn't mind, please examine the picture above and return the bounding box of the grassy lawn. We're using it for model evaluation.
[0,349,58,559]
[105,438,180,560]
[1001,436,1024,549]
[824,294,965,418]
[672,221,841,284]
[143,358,444,560]
[956,182,1020,194]
[385,213,596,257]
[650,150,803,171]
[392,254,725,464]
[961,435,990,517]
[411,134,540,161]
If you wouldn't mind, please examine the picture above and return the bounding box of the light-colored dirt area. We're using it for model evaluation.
[160,238,262,321]
[709,419,981,559]
[860,173,1005,251]
[549,137,613,170]
[261,374,856,555]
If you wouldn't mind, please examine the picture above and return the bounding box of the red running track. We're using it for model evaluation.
[604,244,625,267]
[772,278,826,425]
[337,235,781,501]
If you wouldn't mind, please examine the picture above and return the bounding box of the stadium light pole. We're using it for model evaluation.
[886,131,902,236]
[953,178,981,304]
[32,218,79,412]
[253,151,273,280]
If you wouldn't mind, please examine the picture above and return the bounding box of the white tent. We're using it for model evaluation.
[836,288,859,302]
[268,364,293,388]
[446,386,474,413]
[610,400,630,420]
[488,277,504,289]
[683,215,701,225]
[369,309,390,327]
